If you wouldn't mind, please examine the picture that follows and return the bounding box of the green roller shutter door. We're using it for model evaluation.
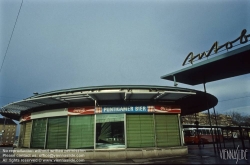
[31,118,47,148]
[23,121,32,148]
[127,114,155,148]
[46,117,67,149]
[155,114,180,147]
[69,115,94,149]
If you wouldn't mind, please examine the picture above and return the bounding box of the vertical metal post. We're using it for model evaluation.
[29,120,33,148]
[231,127,236,149]
[124,113,127,149]
[178,114,184,146]
[203,83,216,154]
[226,127,229,147]
[94,114,96,150]
[213,107,221,150]
[194,113,199,148]
[222,129,226,148]
[66,115,69,149]
[239,126,245,150]
[248,129,250,148]
[44,118,48,149]
[153,113,157,148]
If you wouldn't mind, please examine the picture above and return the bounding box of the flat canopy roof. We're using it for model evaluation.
[0,85,218,120]
[161,44,250,85]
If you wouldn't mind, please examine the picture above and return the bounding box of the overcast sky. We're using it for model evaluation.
[0,0,250,122]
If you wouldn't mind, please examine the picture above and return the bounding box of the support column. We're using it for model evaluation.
[231,127,236,149]
[194,114,200,148]
[213,107,222,150]
[203,83,216,154]
[239,126,245,150]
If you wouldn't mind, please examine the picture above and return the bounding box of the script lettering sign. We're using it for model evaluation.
[182,29,250,66]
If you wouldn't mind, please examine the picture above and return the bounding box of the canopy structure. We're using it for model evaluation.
[161,44,250,85]
[0,85,218,120]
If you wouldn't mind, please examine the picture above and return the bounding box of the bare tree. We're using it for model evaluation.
[226,111,250,126]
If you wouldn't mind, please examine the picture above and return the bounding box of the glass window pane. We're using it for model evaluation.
[96,114,125,149]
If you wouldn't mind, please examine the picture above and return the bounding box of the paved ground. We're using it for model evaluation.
[1,140,250,164]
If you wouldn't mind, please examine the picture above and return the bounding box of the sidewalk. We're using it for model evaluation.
[1,144,250,164]
[83,143,250,164]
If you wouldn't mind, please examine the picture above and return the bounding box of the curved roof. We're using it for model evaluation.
[0,85,218,120]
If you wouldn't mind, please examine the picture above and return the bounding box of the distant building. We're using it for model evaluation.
[181,112,233,126]
[0,118,17,146]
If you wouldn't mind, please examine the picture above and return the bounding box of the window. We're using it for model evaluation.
[96,114,125,149]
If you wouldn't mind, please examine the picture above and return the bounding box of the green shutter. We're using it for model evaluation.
[31,118,47,148]
[155,114,180,147]
[69,115,94,149]
[127,114,154,148]
[46,117,67,149]
[23,121,32,148]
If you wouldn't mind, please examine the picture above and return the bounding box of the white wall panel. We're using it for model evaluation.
[31,108,67,119]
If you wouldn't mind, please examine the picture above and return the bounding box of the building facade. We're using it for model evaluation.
[0,85,218,159]
[181,112,233,126]
[0,118,17,146]
[19,107,182,149]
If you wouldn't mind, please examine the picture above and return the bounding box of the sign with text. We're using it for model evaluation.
[183,29,250,66]
[95,105,181,114]
[68,106,95,115]
[154,106,181,113]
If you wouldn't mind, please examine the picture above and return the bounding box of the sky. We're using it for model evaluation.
[0,0,250,127]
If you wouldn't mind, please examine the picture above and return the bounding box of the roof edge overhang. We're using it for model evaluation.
[0,85,218,119]
[161,44,250,85]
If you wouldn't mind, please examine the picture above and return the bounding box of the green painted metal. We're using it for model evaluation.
[126,114,155,148]
[68,115,94,149]
[155,114,180,147]
[31,118,47,148]
[46,117,67,149]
